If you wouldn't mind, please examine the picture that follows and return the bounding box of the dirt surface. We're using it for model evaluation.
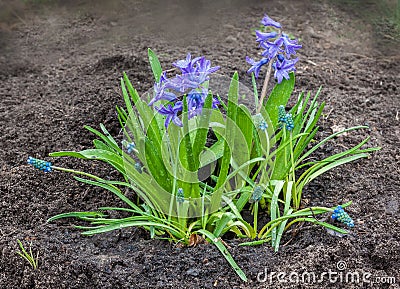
[0,0,399,288]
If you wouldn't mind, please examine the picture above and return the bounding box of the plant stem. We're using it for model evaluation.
[257,61,273,113]
[52,166,101,180]
[289,133,297,209]
[253,202,259,235]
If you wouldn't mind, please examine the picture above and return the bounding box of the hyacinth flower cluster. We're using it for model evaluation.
[246,14,301,83]
[148,54,220,128]
[27,156,52,172]
[278,105,294,131]
[331,206,354,228]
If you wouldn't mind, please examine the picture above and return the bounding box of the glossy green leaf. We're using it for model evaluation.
[265,72,295,129]
[148,48,163,82]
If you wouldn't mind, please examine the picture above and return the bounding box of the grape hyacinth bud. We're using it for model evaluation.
[331,205,354,228]
[134,163,142,173]
[253,113,268,131]
[258,121,268,131]
[278,106,294,131]
[127,142,136,153]
[250,186,264,203]
[284,113,294,131]
[27,156,52,172]
[278,105,286,123]
[177,188,184,203]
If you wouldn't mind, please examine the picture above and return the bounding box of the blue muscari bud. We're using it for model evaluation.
[331,205,354,228]
[27,156,52,172]
[250,185,264,203]
[278,105,286,123]
[278,106,295,131]
[126,142,135,153]
[284,113,294,131]
[259,121,268,131]
[253,113,268,131]
[134,163,142,173]
[122,140,136,153]
[177,188,184,203]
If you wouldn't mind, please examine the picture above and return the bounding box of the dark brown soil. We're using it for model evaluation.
[0,0,399,288]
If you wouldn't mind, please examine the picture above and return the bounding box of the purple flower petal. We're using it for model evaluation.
[282,34,302,56]
[273,57,298,84]
[261,14,281,28]
[157,102,183,128]
[173,53,192,70]
[255,30,278,45]
[261,37,284,59]
[246,56,269,78]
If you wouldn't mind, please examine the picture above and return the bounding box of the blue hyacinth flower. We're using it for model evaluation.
[272,57,298,84]
[261,14,282,28]
[27,156,52,172]
[149,54,220,129]
[255,30,278,45]
[246,56,269,78]
[156,101,183,129]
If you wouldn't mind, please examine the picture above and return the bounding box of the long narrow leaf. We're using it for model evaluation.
[198,229,248,282]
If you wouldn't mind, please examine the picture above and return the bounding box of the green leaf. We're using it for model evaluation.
[49,151,87,159]
[274,208,293,252]
[73,176,140,210]
[211,72,239,210]
[99,123,122,154]
[270,180,284,246]
[193,94,213,167]
[122,73,163,146]
[148,48,163,82]
[198,229,248,282]
[251,73,259,110]
[143,137,172,192]
[235,105,254,159]
[84,125,121,153]
[48,211,106,222]
[93,139,113,152]
[265,72,295,129]
[239,238,271,246]
[181,94,200,199]
[199,139,224,167]
[82,221,183,238]
[287,218,348,235]
[303,154,368,185]
[296,126,369,165]
[213,212,236,237]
